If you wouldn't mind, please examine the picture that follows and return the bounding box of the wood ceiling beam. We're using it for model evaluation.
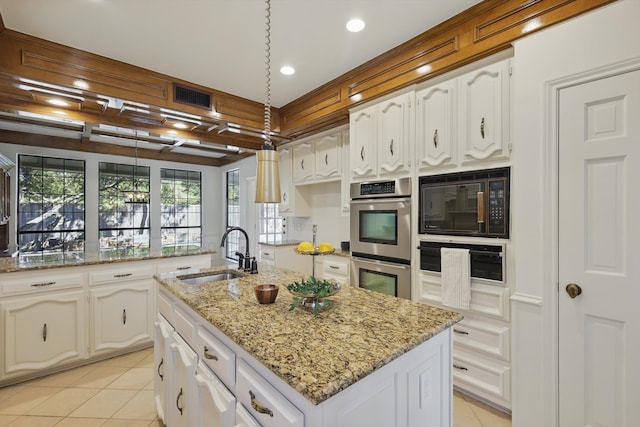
[0,0,617,164]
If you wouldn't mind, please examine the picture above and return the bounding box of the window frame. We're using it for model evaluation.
[160,168,202,255]
[225,169,240,259]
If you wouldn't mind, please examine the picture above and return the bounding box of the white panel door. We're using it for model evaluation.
[559,69,640,427]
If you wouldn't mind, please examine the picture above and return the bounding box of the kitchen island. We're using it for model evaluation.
[154,263,462,427]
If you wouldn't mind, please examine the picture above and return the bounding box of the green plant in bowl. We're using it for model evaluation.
[286,276,340,315]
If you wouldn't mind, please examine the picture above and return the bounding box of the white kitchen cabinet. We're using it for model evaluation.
[235,403,261,427]
[459,59,511,164]
[292,142,314,182]
[194,360,236,427]
[258,244,312,276]
[278,147,311,217]
[416,79,457,172]
[340,128,351,213]
[1,289,86,379]
[90,282,153,354]
[168,333,198,427]
[350,105,376,180]
[314,133,341,180]
[154,313,173,423]
[416,270,511,410]
[350,92,412,181]
[156,254,212,275]
[321,255,350,285]
[197,322,236,390]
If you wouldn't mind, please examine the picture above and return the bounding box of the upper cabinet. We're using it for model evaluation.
[291,131,342,184]
[350,92,413,181]
[459,59,511,164]
[415,58,511,173]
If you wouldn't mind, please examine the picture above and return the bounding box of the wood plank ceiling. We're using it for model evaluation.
[0,0,616,166]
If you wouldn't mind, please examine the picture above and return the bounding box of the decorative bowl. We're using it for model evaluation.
[254,284,279,304]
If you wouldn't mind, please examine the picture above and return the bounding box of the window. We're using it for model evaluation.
[160,168,201,255]
[259,203,283,244]
[225,169,240,259]
[17,155,85,263]
[98,162,150,258]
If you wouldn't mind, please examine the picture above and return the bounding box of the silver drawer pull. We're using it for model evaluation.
[31,281,56,287]
[249,390,274,417]
[175,266,191,271]
[453,364,468,371]
[203,346,218,361]
[453,329,469,335]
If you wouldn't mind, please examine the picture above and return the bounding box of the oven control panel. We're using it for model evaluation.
[487,178,507,235]
[350,177,411,199]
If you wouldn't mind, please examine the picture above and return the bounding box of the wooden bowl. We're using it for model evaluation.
[254,284,279,304]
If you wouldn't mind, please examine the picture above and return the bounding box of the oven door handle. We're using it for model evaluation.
[352,257,411,270]
[349,197,411,205]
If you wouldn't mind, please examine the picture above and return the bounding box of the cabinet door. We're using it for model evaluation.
[170,334,197,427]
[350,106,376,180]
[292,142,314,182]
[90,281,153,354]
[340,128,351,213]
[459,59,511,163]
[416,80,457,171]
[194,361,236,427]
[2,290,86,377]
[314,133,340,179]
[378,93,411,176]
[278,147,294,213]
[154,314,173,424]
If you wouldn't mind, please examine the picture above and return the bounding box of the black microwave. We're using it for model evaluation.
[418,167,510,238]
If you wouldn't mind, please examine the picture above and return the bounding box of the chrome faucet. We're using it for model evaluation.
[220,227,257,273]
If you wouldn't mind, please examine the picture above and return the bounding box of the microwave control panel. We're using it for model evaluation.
[487,178,508,235]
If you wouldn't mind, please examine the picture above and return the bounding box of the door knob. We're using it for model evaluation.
[566,283,582,299]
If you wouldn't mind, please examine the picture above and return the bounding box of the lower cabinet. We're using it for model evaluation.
[158,285,453,427]
[90,281,154,355]
[259,244,312,276]
[1,289,86,379]
[416,271,511,410]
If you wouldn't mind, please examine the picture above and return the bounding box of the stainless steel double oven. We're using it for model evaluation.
[349,178,411,299]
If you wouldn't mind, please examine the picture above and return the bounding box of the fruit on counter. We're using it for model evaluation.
[297,241,314,252]
[318,242,334,252]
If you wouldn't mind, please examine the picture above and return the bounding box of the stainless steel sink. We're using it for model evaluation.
[176,270,243,285]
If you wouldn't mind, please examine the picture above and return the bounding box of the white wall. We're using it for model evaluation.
[510,1,640,426]
[0,141,222,257]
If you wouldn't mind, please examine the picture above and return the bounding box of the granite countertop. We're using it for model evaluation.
[0,250,216,274]
[155,263,462,405]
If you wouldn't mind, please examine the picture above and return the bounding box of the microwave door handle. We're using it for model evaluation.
[477,191,485,224]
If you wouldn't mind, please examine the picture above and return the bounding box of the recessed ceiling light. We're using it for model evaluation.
[346,18,365,33]
[280,65,295,76]
[48,99,69,107]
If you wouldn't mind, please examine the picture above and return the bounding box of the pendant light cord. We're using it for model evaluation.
[263,0,272,147]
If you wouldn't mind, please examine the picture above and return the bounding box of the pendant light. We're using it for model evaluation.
[123,131,149,204]
[255,0,282,203]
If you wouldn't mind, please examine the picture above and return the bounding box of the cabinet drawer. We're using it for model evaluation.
[157,287,174,324]
[452,348,511,407]
[322,256,349,278]
[453,315,510,361]
[237,359,304,427]
[1,270,84,296]
[89,263,154,285]
[156,255,211,275]
[417,272,510,321]
[260,247,275,262]
[173,304,197,343]
[196,324,235,390]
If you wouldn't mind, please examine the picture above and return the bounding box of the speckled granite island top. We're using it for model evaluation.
[155,263,462,405]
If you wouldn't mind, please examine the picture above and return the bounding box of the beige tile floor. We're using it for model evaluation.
[0,347,511,427]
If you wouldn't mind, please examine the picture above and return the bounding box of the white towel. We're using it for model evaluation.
[440,248,471,310]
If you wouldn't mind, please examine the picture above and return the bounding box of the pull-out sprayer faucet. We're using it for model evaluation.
[220,227,257,273]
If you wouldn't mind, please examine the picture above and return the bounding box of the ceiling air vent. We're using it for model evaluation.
[174,84,212,109]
